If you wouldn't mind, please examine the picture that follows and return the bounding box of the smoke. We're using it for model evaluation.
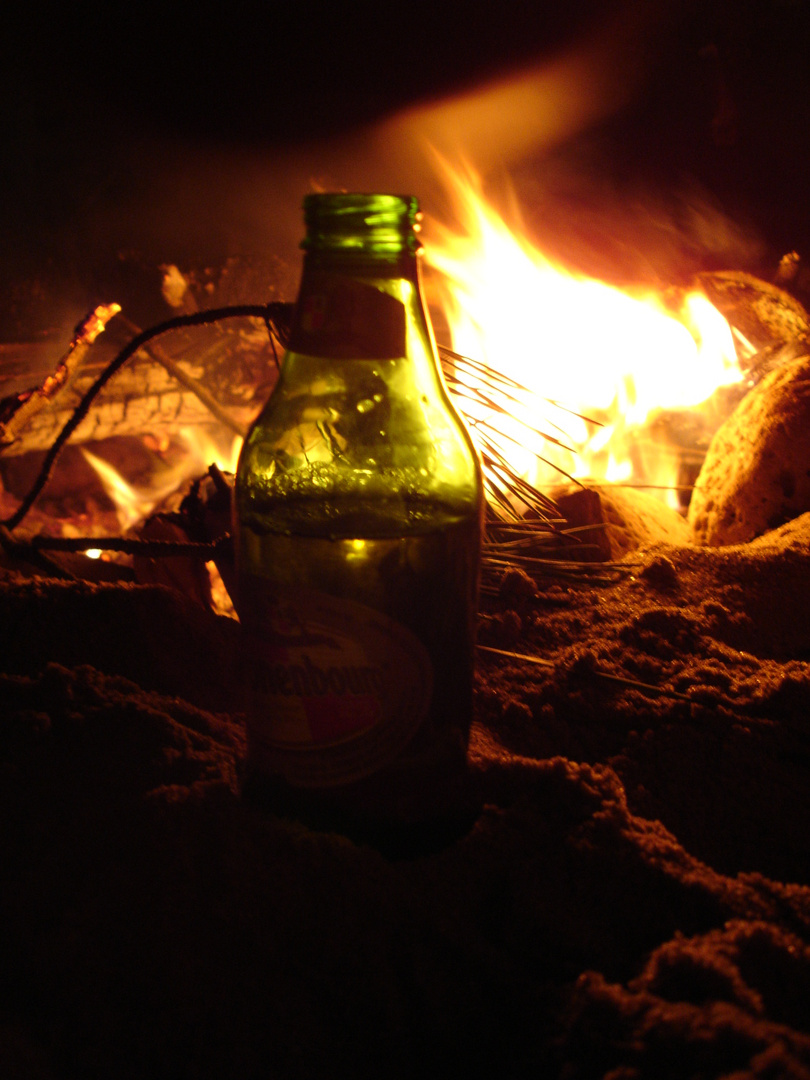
[3,0,787,344]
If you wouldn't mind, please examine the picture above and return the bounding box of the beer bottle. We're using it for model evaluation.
[233,193,484,854]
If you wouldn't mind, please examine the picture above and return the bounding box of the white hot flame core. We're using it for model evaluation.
[424,161,742,503]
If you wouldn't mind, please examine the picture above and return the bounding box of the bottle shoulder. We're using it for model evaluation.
[236,351,483,538]
[236,245,483,535]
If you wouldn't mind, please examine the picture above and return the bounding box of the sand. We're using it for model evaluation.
[2,514,810,1079]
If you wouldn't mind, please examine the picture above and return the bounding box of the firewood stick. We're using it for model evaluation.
[0,307,283,458]
[0,304,121,448]
[115,314,248,439]
[1,305,274,531]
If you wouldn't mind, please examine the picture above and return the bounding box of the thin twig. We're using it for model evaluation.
[0,305,277,532]
[116,314,248,438]
[0,304,121,447]
[26,533,232,557]
[476,644,553,667]
[476,643,694,702]
[0,529,231,563]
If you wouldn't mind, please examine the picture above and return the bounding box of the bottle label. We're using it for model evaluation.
[288,273,406,359]
[241,579,433,787]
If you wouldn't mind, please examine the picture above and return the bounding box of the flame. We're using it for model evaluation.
[424,161,742,507]
[82,428,241,533]
[78,303,122,345]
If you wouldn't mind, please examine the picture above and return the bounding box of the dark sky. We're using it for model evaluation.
[3,1,810,337]
[0,0,623,331]
[4,2,615,143]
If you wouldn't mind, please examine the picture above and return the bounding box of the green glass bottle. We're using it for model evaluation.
[233,193,484,852]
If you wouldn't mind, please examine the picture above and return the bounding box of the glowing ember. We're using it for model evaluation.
[79,303,123,345]
[56,174,744,548]
[424,161,742,505]
[82,428,241,533]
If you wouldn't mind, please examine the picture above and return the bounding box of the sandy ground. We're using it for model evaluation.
[2,507,810,1079]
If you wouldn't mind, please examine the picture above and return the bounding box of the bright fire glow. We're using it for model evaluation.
[78,303,122,345]
[77,167,742,541]
[424,162,742,507]
[82,428,241,533]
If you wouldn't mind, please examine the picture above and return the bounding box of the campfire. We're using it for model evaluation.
[4,5,810,1074]
[0,164,802,584]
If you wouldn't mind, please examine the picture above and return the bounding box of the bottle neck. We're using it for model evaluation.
[301,193,423,267]
[300,247,421,282]
[288,193,428,361]
[289,261,418,361]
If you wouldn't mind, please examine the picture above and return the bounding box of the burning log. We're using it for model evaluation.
[0,304,121,450]
[689,352,810,545]
[1,358,240,457]
[0,305,287,564]
[0,309,275,458]
[684,273,810,545]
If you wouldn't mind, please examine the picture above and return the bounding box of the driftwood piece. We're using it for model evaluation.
[0,319,275,457]
[697,270,810,354]
[689,353,810,545]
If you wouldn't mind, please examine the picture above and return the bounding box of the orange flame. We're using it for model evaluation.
[424,161,742,506]
[82,429,241,533]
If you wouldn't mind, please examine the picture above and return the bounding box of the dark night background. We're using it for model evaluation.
[2,0,810,338]
[4,10,810,1077]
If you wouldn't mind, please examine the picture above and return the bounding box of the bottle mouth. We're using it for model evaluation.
[302,193,423,256]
